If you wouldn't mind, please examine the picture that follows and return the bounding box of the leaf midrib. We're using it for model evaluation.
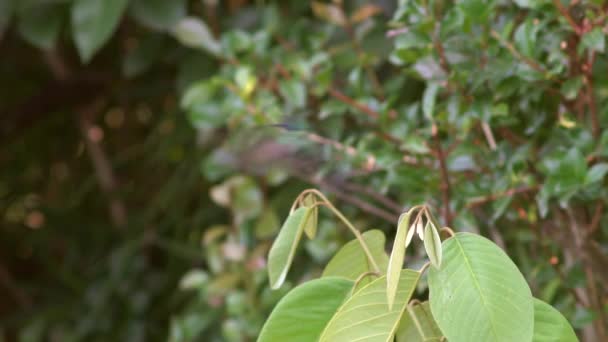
[454,236,500,341]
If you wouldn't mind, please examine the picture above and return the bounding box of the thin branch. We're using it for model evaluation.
[339,182,403,213]
[432,124,453,226]
[552,0,583,35]
[328,87,379,119]
[481,121,497,150]
[466,185,540,208]
[294,173,400,223]
[587,201,604,236]
[79,99,127,228]
[584,66,600,138]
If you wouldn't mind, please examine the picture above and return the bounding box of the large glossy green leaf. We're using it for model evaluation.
[387,209,414,309]
[267,207,312,289]
[258,277,354,342]
[130,0,186,30]
[428,233,534,342]
[322,229,389,287]
[319,270,421,342]
[71,0,129,63]
[533,298,578,342]
[17,3,63,50]
[396,302,443,342]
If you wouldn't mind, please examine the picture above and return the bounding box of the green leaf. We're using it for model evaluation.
[319,270,421,342]
[255,206,280,239]
[532,298,578,342]
[514,18,537,57]
[560,76,584,100]
[581,28,605,53]
[585,163,608,185]
[387,209,414,310]
[396,302,443,342]
[322,229,389,287]
[543,148,588,199]
[267,206,312,289]
[301,194,318,239]
[423,221,442,268]
[279,79,307,109]
[428,233,534,342]
[130,0,186,30]
[172,17,221,56]
[71,0,129,63]
[258,277,354,342]
[423,83,439,119]
[17,3,63,50]
[0,0,15,36]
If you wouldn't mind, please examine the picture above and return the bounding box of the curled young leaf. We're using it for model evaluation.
[387,208,415,310]
[267,207,313,289]
[423,221,442,268]
[416,217,425,240]
[405,216,417,248]
[302,194,318,239]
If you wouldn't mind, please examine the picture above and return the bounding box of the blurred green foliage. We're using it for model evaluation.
[1,0,607,341]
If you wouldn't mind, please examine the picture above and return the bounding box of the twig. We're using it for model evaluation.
[466,185,540,208]
[432,124,453,226]
[294,172,399,223]
[328,87,379,119]
[587,201,604,236]
[552,0,583,35]
[79,99,127,228]
[481,121,497,150]
[584,68,600,138]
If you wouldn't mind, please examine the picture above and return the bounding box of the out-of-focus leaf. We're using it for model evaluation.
[387,208,414,309]
[172,17,221,55]
[279,79,307,109]
[396,302,443,342]
[179,269,209,290]
[258,277,354,342]
[401,135,430,154]
[585,163,608,185]
[130,0,186,30]
[319,271,420,342]
[423,83,439,119]
[267,207,312,289]
[311,1,346,26]
[322,229,389,287]
[71,0,129,63]
[581,28,605,53]
[428,233,534,342]
[17,3,63,50]
[350,4,382,23]
[560,76,583,100]
[0,0,15,36]
[255,206,280,239]
[532,298,578,341]
[514,18,537,57]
